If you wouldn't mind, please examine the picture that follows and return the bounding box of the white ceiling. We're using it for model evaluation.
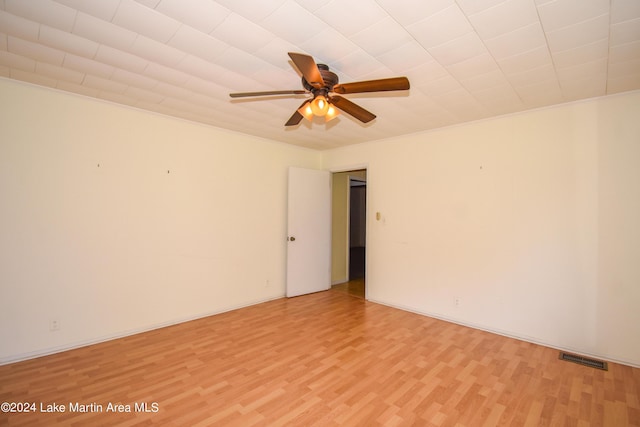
[1,0,639,150]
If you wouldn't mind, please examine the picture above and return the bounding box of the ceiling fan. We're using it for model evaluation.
[229,53,410,126]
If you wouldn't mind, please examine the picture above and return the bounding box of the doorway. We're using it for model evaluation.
[349,178,366,280]
[331,169,367,298]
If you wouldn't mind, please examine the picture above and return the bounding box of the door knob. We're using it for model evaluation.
[289,236,296,241]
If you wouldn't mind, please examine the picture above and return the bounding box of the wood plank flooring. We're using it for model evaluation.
[1,289,639,426]
[331,278,365,299]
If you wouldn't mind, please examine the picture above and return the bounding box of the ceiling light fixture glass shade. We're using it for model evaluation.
[298,96,340,122]
[324,104,340,122]
[310,95,329,116]
[298,101,314,121]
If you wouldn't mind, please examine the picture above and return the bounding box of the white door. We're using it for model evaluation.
[286,167,331,297]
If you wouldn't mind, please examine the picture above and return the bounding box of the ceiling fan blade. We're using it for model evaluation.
[285,100,311,126]
[288,52,325,89]
[332,77,410,94]
[330,95,376,123]
[230,90,307,98]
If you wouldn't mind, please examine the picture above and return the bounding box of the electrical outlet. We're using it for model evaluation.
[265,279,270,288]
[454,297,460,307]
[49,320,60,332]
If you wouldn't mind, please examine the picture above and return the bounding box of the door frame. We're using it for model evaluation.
[330,164,369,300]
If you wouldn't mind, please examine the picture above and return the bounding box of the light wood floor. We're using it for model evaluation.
[1,290,639,426]
[331,278,365,299]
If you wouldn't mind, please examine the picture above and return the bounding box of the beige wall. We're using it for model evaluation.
[0,79,320,363]
[2,77,638,368]
[323,91,640,367]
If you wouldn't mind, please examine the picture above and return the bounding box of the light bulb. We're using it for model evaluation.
[310,95,329,116]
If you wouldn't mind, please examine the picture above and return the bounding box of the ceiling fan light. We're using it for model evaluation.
[310,95,329,116]
[298,101,314,121]
[325,104,340,122]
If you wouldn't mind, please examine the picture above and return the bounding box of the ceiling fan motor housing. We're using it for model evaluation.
[302,64,339,96]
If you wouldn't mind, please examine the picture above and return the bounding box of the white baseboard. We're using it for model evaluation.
[0,295,284,366]
[367,297,640,369]
[5,294,637,369]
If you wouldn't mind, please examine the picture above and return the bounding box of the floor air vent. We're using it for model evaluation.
[559,351,608,370]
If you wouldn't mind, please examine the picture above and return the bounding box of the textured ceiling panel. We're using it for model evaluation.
[5,0,76,32]
[154,0,230,33]
[467,0,539,39]
[0,0,638,150]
